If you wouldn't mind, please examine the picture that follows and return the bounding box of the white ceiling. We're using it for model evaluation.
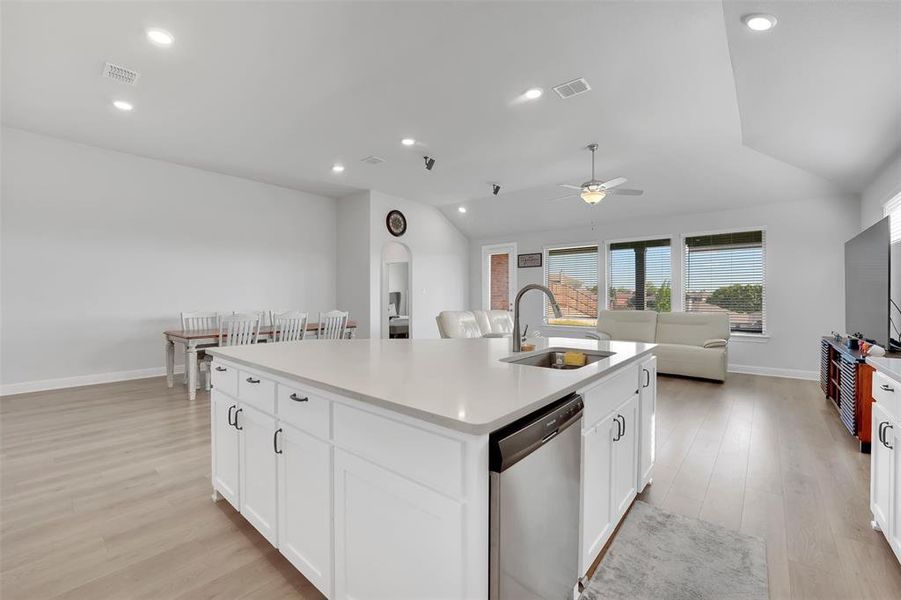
[3,1,898,239]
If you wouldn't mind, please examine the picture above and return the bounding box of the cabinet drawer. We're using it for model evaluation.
[238,370,276,414]
[277,383,331,440]
[333,404,464,499]
[211,362,238,397]
[581,365,639,429]
[874,371,900,420]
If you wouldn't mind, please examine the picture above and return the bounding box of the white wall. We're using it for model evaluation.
[1,128,338,393]
[470,195,860,379]
[335,190,470,339]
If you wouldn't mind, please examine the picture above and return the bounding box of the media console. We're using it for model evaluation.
[820,337,875,453]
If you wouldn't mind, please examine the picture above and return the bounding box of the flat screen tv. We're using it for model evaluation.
[845,217,890,348]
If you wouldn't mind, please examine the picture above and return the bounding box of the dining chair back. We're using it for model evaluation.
[219,313,261,346]
[317,310,349,340]
[273,311,309,342]
[234,310,271,327]
[181,311,220,332]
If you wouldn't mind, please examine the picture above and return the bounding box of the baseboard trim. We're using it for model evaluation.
[728,364,819,381]
[1,366,186,397]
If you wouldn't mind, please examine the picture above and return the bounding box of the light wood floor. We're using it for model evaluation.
[2,374,900,599]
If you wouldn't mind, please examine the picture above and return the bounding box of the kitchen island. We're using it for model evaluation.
[207,337,656,600]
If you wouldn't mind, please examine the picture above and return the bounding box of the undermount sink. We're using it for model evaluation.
[506,348,615,370]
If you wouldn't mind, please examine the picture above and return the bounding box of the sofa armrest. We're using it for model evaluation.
[586,331,612,341]
[702,338,728,349]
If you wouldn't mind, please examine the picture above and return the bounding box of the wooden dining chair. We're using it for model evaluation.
[272,311,309,342]
[180,311,221,385]
[317,310,349,340]
[201,313,261,391]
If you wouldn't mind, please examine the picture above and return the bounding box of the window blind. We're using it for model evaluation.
[683,230,765,333]
[885,194,901,244]
[608,238,672,312]
[545,246,598,326]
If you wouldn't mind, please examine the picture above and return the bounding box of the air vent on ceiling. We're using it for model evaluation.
[102,62,140,86]
[360,155,385,165]
[552,77,591,99]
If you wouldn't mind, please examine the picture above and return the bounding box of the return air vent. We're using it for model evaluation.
[102,62,140,86]
[552,77,591,99]
[360,155,385,165]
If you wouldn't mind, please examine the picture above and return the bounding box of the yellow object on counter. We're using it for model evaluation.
[521,343,536,353]
[563,351,587,367]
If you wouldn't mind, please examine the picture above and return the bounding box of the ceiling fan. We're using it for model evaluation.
[556,144,644,205]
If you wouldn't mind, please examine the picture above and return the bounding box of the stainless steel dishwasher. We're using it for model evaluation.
[489,393,584,600]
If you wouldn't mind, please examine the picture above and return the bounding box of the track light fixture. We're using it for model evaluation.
[423,156,436,171]
[492,184,501,196]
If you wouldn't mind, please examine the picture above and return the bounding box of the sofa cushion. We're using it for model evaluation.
[653,342,727,382]
[595,310,658,343]
[656,312,730,347]
[436,311,483,339]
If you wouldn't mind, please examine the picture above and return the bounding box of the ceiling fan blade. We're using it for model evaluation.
[559,184,582,190]
[549,193,579,201]
[607,188,644,196]
[600,177,627,189]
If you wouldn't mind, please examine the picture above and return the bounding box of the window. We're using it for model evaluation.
[608,239,672,312]
[885,193,901,245]
[684,230,765,333]
[545,245,598,327]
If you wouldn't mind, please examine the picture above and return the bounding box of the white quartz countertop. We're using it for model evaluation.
[208,337,655,434]
[867,356,901,383]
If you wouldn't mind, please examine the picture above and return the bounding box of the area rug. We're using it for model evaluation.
[581,501,768,600]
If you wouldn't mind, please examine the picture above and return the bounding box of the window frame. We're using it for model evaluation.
[884,192,901,245]
[604,234,675,313]
[542,241,601,328]
[681,226,768,336]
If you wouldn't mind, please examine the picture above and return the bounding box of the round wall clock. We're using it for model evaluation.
[386,210,407,237]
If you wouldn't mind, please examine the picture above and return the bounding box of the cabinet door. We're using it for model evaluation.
[580,416,614,573]
[211,390,240,509]
[238,403,278,545]
[612,394,639,521]
[638,356,657,491]
[277,424,332,597]
[871,404,892,535]
[333,449,465,600]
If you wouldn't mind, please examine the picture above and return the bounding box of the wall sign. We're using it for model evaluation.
[517,253,542,268]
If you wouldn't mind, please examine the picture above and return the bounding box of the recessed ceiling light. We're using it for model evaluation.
[458,206,467,214]
[524,87,543,100]
[401,138,416,146]
[112,100,133,112]
[331,164,345,173]
[146,28,175,46]
[742,14,777,32]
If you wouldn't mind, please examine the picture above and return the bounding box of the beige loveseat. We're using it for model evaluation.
[591,310,730,381]
[436,310,513,339]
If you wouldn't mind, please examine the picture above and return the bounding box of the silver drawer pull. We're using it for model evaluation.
[290,393,309,403]
[246,377,260,384]
[881,384,895,392]
[215,366,227,372]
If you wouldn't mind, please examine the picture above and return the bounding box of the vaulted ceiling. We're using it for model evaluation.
[3,1,898,238]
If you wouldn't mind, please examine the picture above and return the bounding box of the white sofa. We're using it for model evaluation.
[592,310,730,381]
[436,310,513,339]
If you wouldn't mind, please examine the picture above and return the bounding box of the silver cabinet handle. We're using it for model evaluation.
[881,384,895,392]
[290,393,309,403]
[246,377,260,384]
[215,366,227,372]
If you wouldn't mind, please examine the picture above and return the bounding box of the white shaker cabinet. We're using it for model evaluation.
[870,369,901,566]
[277,423,332,597]
[237,403,278,545]
[611,393,639,522]
[580,416,615,573]
[638,356,657,491]
[211,390,240,509]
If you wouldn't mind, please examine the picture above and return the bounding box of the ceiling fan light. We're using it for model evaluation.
[581,189,606,204]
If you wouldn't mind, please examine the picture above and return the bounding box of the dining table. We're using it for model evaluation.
[164,321,357,400]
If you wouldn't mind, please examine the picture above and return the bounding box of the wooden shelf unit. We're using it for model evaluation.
[820,337,875,453]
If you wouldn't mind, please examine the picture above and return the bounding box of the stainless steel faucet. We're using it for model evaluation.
[512,284,562,352]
